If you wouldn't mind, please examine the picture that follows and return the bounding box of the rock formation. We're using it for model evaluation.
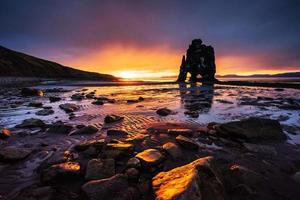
[177,39,216,82]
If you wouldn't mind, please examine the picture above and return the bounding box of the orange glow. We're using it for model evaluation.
[59,44,298,78]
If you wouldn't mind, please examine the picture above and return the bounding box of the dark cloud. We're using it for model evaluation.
[0,0,299,71]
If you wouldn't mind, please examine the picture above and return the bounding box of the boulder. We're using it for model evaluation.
[41,162,81,183]
[163,142,182,160]
[135,149,163,167]
[104,115,124,123]
[36,109,54,116]
[16,118,46,128]
[152,156,224,200]
[59,103,79,113]
[0,147,32,162]
[85,159,115,180]
[82,174,129,200]
[49,96,61,102]
[156,108,172,116]
[21,88,44,97]
[216,117,286,141]
[71,125,98,135]
[176,135,198,150]
[47,122,73,134]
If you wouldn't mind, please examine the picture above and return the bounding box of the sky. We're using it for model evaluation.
[0,0,300,78]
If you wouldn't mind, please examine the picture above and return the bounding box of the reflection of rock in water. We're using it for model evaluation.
[179,83,214,118]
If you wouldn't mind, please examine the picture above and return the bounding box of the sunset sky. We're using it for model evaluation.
[1,0,299,78]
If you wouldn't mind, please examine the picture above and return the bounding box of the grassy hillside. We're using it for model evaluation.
[0,45,118,81]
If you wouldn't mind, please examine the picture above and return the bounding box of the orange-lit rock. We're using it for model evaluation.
[0,128,11,139]
[152,156,224,200]
[135,149,163,167]
[162,142,182,160]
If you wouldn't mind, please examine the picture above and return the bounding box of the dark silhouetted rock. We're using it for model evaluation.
[71,125,98,135]
[47,121,73,134]
[156,108,172,116]
[59,103,79,113]
[49,96,61,102]
[85,159,115,180]
[36,109,54,116]
[175,135,198,150]
[16,118,46,128]
[0,147,32,162]
[21,88,44,96]
[107,129,128,136]
[177,39,216,82]
[104,115,124,123]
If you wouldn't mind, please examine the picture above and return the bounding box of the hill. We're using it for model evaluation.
[0,45,118,81]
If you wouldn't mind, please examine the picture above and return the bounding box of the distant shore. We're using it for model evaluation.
[1,76,300,89]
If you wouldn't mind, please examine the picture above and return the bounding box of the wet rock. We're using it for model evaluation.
[138,96,145,101]
[82,174,129,200]
[104,143,134,158]
[126,157,141,169]
[71,125,98,135]
[243,143,277,156]
[36,109,54,116]
[216,117,286,141]
[0,128,11,139]
[21,88,44,96]
[47,121,73,134]
[85,159,115,180]
[126,168,139,181]
[176,135,199,150]
[41,162,81,183]
[49,96,61,102]
[156,108,172,116]
[167,128,193,137]
[152,156,224,200]
[59,103,79,113]
[74,139,106,151]
[0,147,32,162]
[28,102,43,107]
[92,100,104,105]
[71,93,84,100]
[135,149,163,167]
[16,118,46,128]
[127,99,139,103]
[163,142,182,160]
[86,93,95,99]
[107,129,128,137]
[104,114,124,123]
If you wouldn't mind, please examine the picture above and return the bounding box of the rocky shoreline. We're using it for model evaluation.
[0,85,299,200]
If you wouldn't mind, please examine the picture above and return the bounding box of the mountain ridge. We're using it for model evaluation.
[0,45,118,81]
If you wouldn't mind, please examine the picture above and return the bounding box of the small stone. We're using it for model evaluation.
[71,125,98,135]
[156,108,172,116]
[104,143,134,158]
[59,103,79,113]
[47,122,73,134]
[163,142,182,160]
[36,109,54,116]
[85,159,115,180]
[49,96,61,102]
[107,129,128,137]
[92,100,104,105]
[135,149,163,167]
[71,93,84,100]
[167,128,193,137]
[0,128,11,139]
[28,102,43,107]
[74,139,106,151]
[82,174,129,200]
[126,157,141,168]
[175,135,198,150]
[16,118,46,128]
[41,162,81,183]
[138,97,144,101]
[104,115,124,123]
[21,88,44,96]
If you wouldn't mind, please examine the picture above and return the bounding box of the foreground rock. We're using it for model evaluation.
[163,142,182,160]
[41,162,81,183]
[59,103,80,113]
[215,117,286,141]
[0,147,32,162]
[85,159,115,180]
[135,149,163,167]
[156,108,172,116]
[47,121,73,134]
[16,118,46,128]
[152,156,224,200]
[82,174,129,200]
[176,135,199,150]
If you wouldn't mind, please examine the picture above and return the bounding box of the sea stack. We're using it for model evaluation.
[177,39,216,82]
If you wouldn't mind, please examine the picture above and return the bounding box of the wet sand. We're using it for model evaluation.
[0,82,300,200]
